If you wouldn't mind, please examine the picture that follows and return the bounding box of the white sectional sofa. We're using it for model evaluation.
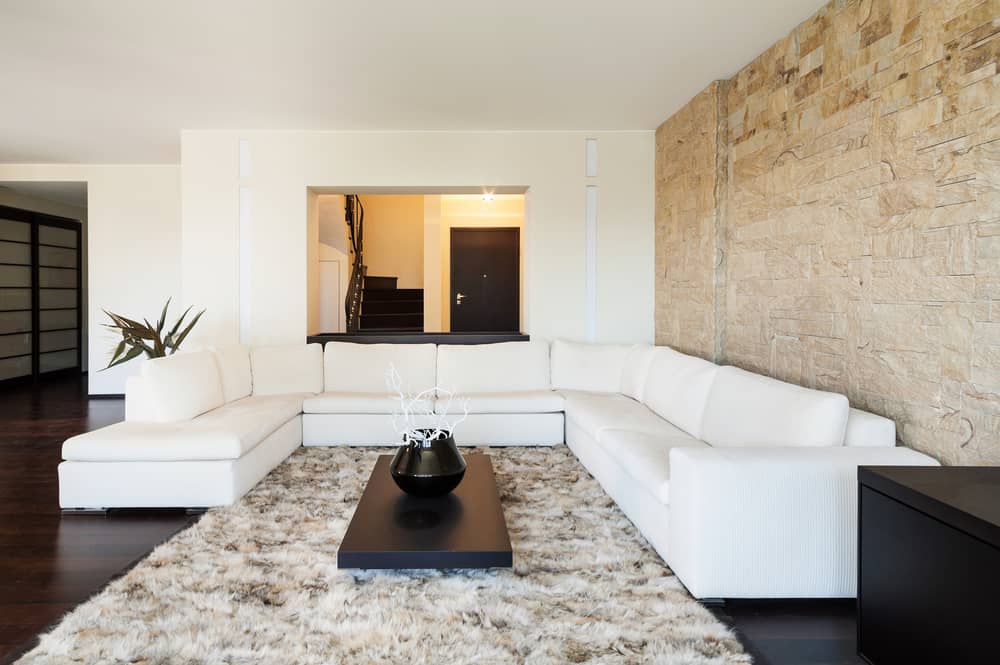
[59,338,938,599]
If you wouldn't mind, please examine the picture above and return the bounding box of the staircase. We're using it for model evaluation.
[360,275,424,332]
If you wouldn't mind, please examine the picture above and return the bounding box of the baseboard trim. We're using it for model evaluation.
[89,393,124,399]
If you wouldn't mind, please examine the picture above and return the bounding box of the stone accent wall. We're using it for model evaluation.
[655,0,1000,464]
[654,82,724,358]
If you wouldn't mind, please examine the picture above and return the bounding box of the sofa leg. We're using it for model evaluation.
[699,598,726,608]
[61,508,109,516]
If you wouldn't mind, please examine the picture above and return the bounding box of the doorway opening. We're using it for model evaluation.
[306,189,525,336]
[0,182,87,386]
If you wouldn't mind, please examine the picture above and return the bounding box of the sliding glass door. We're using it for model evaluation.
[0,206,81,383]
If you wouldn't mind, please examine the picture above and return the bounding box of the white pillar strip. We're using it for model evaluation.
[585,138,598,177]
[238,139,252,179]
[585,185,598,342]
[238,186,252,344]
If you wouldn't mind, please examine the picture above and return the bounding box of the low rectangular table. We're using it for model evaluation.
[338,453,513,569]
[858,466,1000,665]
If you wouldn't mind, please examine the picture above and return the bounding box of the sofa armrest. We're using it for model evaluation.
[667,446,938,599]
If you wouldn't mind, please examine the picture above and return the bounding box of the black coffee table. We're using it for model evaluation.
[338,453,513,569]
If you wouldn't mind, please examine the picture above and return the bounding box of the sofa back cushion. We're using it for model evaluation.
[141,351,225,422]
[700,366,850,448]
[550,339,631,393]
[251,343,323,396]
[324,342,437,394]
[124,375,157,422]
[620,344,656,401]
[208,344,252,402]
[437,341,550,394]
[641,347,719,439]
[843,408,896,448]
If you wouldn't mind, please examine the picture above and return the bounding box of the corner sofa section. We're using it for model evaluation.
[554,341,938,598]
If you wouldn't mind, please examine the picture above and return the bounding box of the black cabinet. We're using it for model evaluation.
[858,467,1000,665]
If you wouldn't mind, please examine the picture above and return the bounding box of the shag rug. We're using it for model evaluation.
[19,446,750,664]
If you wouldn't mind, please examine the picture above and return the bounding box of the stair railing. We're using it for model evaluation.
[344,195,365,333]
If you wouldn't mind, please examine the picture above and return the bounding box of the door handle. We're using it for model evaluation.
[455,292,466,306]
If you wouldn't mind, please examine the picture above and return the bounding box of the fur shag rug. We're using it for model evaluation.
[19,446,749,664]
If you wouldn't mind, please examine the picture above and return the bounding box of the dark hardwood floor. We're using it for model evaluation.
[0,374,198,664]
[0,373,863,665]
[711,600,863,665]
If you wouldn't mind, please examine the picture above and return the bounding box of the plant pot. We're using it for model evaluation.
[390,429,467,497]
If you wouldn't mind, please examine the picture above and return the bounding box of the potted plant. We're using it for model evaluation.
[102,298,205,369]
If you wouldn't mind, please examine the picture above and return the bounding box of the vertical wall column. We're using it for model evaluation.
[237,139,252,345]
[712,81,729,364]
[584,138,599,342]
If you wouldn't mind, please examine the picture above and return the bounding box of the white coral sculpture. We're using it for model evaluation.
[386,363,469,445]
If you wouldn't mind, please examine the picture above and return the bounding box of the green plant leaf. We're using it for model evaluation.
[168,309,204,353]
[165,305,193,341]
[144,318,166,357]
[104,310,147,332]
[108,340,127,365]
[118,330,156,357]
[104,310,156,340]
[103,345,144,370]
[156,298,171,335]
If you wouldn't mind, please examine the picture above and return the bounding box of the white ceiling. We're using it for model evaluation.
[0,0,823,164]
[0,182,87,208]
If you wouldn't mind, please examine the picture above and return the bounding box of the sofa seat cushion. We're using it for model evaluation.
[63,394,304,462]
[303,392,430,414]
[562,391,678,439]
[596,429,709,505]
[435,390,564,414]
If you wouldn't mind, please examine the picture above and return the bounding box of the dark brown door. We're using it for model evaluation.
[450,228,519,332]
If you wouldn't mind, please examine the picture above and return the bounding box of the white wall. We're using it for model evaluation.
[307,193,349,334]
[422,195,443,332]
[180,131,654,348]
[306,189,319,335]
[360,194,424,289]
[0,165,181,394]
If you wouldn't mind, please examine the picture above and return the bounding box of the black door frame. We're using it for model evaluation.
[449,226,520,333]
[0,204,83,386]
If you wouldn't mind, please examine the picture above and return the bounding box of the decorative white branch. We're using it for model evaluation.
[386,364,469,445]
